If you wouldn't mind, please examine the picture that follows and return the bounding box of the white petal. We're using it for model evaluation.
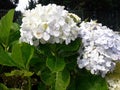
[53,31,60,37]
[43,32,50,41]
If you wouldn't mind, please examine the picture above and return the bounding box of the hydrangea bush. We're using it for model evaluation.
[0,3,120,90]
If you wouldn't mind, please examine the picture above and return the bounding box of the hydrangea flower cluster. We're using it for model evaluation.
[77,20,120,77]
[15,0,38,13]
[20,4,81,46]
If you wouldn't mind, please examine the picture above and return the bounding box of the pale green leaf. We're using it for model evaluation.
[5,70,34,77]
[46,56,65,72]
[55,70,70,90]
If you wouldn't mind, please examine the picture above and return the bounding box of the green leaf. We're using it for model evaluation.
[0,48,16,66]
[55,70,70,90]
[0,83,8,90]
[58,51,78,57]
[59,38,81,52]
[8,23,20,45]
[11,43,34,69]
[11,23,20,31]
[41,68,56,85]
[37,44,52,56]
[30,54,46,73]
[67,77,76,90]
[46,55,65,72]
[58,38,81,57]
[66,54,78,71]
[76,73,108,90]
[38,82,46,90]
[0,9,14,45]
[5,70,34,77]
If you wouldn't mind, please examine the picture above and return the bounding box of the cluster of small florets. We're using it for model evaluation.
[77,20,120,77]
[20,4,81,46]
[106,78,120,90]
[15,0,38,12]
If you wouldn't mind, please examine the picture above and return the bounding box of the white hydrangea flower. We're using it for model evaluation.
[106,78,120,90]
[10,0,16,4]
[20,4,81,46]
[77,20,120,77]
[15,0,38,13]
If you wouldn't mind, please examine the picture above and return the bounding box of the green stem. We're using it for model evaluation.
[2,43,9,52]
[28,77,31,90]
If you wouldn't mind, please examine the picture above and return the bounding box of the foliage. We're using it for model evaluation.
[0,9,109,90]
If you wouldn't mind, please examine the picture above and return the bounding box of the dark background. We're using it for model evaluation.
[0,0,120,31]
